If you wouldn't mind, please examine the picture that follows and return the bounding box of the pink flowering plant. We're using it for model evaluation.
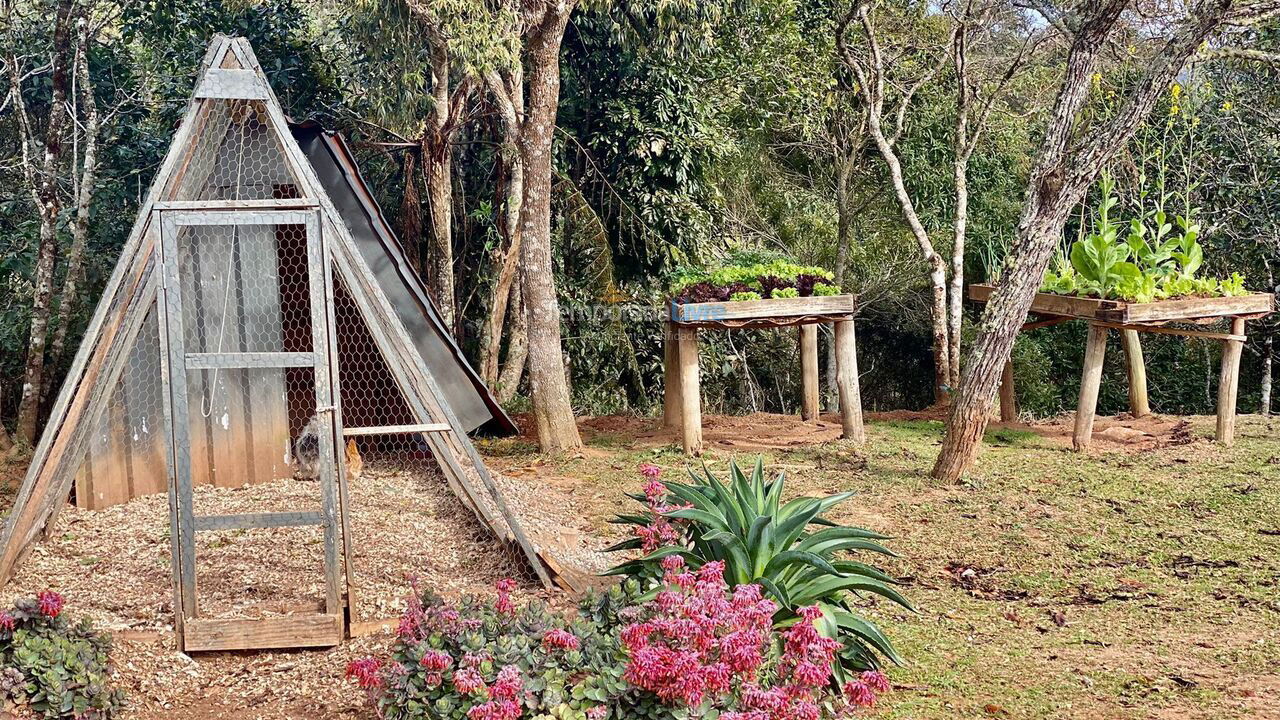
[348,579,646,720]
[619,557,893,716]
[607,458,912,685]
[0,592,124,719]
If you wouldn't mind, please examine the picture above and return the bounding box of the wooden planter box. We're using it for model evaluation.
[669,294,857,325]
[968,284,1274,323]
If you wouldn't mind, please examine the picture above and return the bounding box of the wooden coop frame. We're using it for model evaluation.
[970,284,1276,450]
[0,36,571,653]
[662,295,866,455]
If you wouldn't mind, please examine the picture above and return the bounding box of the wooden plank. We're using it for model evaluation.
[1119,329,1150,418]
[662,322,681,429]
[1217,317,1247,446]
[971,283,1275,323]
[305,210,342,618]
[1091,320,1247,342]
[160,213,199,619]
[184,352,316,369]
[678,327,703,455]
[183,614,341,652]
[799,325,819,421]
[999,359,1017,422]
[153,199,318,211]
[833,320,864,443]
[194,511,324,531]
[194,68,268,99]
[672,295,857,324]
[1102,293,1273,323]
[168,209,316,227]
[341,423,451,436]
[155,220,186,649]
[1073,324,1109,451]
[970,284,1121,320]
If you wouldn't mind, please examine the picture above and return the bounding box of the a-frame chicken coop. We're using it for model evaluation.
[0,36,565,651]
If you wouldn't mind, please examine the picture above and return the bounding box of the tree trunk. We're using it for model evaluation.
[496,271,528,405]
[424,138,456,331]
[519,9,582,452]
[480,68,525,386]
[827,154,855,410]
[47,22,100,393]
[400,148,423,274]
[932,0,1232,482]
[13,0,76,447]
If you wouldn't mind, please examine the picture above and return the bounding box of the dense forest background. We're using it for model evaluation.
[2,0,1278,448]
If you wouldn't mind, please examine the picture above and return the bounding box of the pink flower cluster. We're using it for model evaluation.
[396,576,461,641]
[495,579,517,616]
[635,477,692,553]
[0,612,14,631]
[37,590,63,619]
[620,558,777,707]
[541,628,580,652]
[345,657,384,690]
[843,670,890,709]
[466,666,524,720]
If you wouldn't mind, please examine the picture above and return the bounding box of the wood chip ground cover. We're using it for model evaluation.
[2,411,1278,719]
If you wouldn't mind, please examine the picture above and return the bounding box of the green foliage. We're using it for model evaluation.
[0,596,124,720]
[1045,173,1250,302]
[606,459,910,680]
[670,258,834,295]
[773,287,800,299]
[729,291,763,302]
[812,283,840,297]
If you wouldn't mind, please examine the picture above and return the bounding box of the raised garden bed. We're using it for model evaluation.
[669,294,858,326]
[969,283,1274,323]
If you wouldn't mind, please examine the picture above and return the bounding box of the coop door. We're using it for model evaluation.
[156,209,344,651]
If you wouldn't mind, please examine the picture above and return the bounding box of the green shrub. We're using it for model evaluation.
[729,291,762,302]
[606,459,911,684]
[771,287,800,299]
[812,283,840,296]
[0,592,124,720]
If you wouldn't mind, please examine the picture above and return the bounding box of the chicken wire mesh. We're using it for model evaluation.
[167,99,298,203]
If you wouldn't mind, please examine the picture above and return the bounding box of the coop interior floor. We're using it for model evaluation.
[8,459,606,631]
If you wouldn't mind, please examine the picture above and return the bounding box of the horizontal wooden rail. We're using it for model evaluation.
[1090,320,1246,342]
[184,614,341,652]
[154,199,319,211]
[194,511,325,531]
[342,423,452,436]
[185,352,316,369]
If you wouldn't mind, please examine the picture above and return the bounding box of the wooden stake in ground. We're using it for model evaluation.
[1120,329,1150,418]
[1073,324,1108,451]
[677,327,702,455]
[799,325,819,421]
[833,319,864,442]
[1217,317,1247,445]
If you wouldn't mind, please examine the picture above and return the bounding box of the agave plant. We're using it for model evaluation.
[605,458,912,681]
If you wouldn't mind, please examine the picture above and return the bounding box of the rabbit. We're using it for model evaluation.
[293,414,321,480]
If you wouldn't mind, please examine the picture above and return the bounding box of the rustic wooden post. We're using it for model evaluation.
[1073,323,1109,451]
[999,359,1017,421]
[799,324,820,421]
[662,321,682,428]
[1216,316,1246,446]
[833,320,864,442]
[678,326,702,455]
[1119,329,1150,418]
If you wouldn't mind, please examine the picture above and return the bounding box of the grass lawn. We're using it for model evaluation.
[483,412,1280,720]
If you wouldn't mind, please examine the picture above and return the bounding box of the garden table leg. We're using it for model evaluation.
[663,322,681,429]
[834,320,864,443]
[1120,329,1150,418]
[1216,317,1246,446]
[1073,323,1108,451]
[678,327,703,455]
[799,324,820,421]
[999,359,1017,422]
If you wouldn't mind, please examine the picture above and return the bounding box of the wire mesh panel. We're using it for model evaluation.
[159,209,340,637]
[72,302,168,509]
[165,99,300,203]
